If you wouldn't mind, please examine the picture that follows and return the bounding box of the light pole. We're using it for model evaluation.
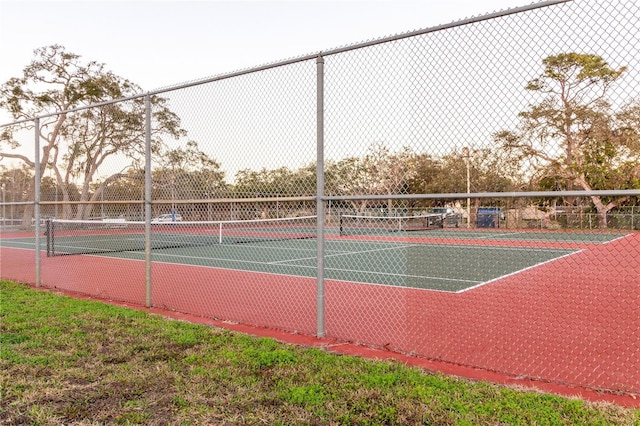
[1,183,5,226]
[462,147,471,228]
[171,173,176,220]
[205,192,211,221]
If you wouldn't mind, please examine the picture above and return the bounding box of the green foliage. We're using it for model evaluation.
[0,45,189,221]
[256,349,298,368]
[234,164,316,197]
[496,52,640,226]
[527,53,626,93]
[282,384,328,407]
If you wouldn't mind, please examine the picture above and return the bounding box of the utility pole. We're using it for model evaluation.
[1,183,5,226]
[462,147,471,228]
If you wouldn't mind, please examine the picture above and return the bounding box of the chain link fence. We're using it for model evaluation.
[1,0,639,398]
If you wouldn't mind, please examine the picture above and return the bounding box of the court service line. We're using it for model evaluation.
[402,243,575,253]
[145,248,480,286]
[33,243,538,294]
[268,243,416,265]
[148,245,412,270]
[0,245,38,252]
[150,251,307,268]
[150,251,482,292]
[148,255,476,294]
[0,240,38,248]
[478,231,527,239]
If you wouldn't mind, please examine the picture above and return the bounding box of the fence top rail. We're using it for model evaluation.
[37,196,317,205]
[325,189,640,201]
[18,190,640,205]
[0,0,572,127]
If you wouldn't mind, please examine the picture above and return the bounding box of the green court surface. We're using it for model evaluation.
[143,239,578,292]
[340,227,629,243]
[3,228,625,292]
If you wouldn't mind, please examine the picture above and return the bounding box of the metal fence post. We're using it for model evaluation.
[145,94,153,307]
[316,55,326,338]
[34,118,41,287]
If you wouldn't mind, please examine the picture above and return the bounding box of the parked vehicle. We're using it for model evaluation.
[151,213,182,223]
[429,207,462,227]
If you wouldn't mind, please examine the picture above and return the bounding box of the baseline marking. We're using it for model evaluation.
[456,249,584,293]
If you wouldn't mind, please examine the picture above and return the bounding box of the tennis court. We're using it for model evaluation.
[3,220,639,400]
[2,218,626,293]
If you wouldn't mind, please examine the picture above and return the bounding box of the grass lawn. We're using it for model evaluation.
[1,280,639,425]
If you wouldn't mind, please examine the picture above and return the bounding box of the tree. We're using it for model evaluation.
[494,53,640,227]
[405,153,441,197]
[234,165,314,198]
[0,45,186,224]
[0,164,34,221]
[91,170,145,219]
[149,140,226,219]
[325,143,416,214]
[231,165,316,219]
[369,143,416,214]
[434,148,520,195]
[325,156,376,214]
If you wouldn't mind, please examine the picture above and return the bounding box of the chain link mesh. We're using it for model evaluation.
[1,0,638,397]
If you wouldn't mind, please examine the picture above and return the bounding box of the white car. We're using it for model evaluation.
[152,213,183,223]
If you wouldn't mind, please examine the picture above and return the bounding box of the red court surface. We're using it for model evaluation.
[2,231,639,407]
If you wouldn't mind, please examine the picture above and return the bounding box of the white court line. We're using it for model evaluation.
[152,251,300,268]
[0,240,37,247]
[477,231,527,239]
[335,240,578,253]
[149,245,412,270]
[54,238,580,291]
[34,235,596,294]
[401,243,573,253]
[456,249,584,293]
[0,245,38,252]
[441,230,630,245]
[149,245,482,287]
[323,266,481,284]
[269,242,415,265]
[603,233,632,244]
[147,256,476,294]
[148,251,481,292]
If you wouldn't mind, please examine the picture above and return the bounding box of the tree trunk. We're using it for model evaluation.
[21,202,34,230]
[591,196,611,229]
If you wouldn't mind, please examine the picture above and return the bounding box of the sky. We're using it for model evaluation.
[0,0,536,92]
[0,0,546,178]
[0,0,637,188]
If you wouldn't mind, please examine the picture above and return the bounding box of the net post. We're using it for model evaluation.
[45,218,53,257]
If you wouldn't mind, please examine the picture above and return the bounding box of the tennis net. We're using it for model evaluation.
[45,216,317,257]
[338,213,443,236]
